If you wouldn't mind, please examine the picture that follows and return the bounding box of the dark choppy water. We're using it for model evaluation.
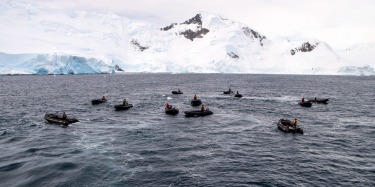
[0,74,374,186]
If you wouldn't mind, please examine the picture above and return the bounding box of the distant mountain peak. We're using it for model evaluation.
[161,13,210,41]
[182,13,203,26]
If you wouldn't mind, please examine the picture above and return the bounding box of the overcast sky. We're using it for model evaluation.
[41,0,375,50]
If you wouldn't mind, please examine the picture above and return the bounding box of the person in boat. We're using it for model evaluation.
[315,97,317,101]
[102,96,106,100]
[178,89,181,93]
[201,104,205,111]
[62,112,67,120]
[236,91,239,95]
[293,118,298,128]
[301,97,305,102]
[229,88,232,92]
[165,103,172,109]
[123,98,128,106]
[193,94,197,100]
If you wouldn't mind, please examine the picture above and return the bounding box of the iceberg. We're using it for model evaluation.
[0,53,115,75]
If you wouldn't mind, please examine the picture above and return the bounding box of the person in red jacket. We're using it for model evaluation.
[301,97,305,102]
[165,103,172,109]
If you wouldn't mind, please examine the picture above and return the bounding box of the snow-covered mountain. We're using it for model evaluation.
[0,0,374,75]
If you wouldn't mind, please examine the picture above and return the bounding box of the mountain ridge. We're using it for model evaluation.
[0,1,374,75]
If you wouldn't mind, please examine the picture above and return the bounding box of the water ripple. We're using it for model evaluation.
[0,74,374,186]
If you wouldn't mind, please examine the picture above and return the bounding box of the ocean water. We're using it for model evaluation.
[0,74,374,186]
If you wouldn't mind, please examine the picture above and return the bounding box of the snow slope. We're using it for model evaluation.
[0,0,374,75]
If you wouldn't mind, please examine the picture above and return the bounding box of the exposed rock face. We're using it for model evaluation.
[114,64,123,71]
[291,42,319,55]
[161,23,177,31]
[160,13,210,41]
[242,27,266,46]
[227,52,239,59]
[131,39,148,51]
[180,28,210,41]
[182,14,203,25]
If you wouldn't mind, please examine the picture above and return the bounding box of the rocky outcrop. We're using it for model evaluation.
[291,42,319,55]
[131,39,148,51]
[161,23,177,31]
[227,52,239,59]
[180,28,210,41]
[182,14,203,25]
[114,64,123,71]
[242,27,266,46]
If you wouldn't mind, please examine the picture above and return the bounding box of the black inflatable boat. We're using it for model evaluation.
[308,98,329,104]
[234,94,243,98]
[172,91,183,94]
[44,114,79,126]
[223,90,233,94]
[114,104,133,110]
[298,101,312,107]
[184,109,213,117]
[277,119,303,134]
[165,107,179,115]
[91,98,107,105]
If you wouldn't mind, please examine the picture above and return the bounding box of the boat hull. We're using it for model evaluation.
[234,94,243,98]
[114,104,133,110]
[172,91,183,94]
[44,114,79,126]
[277,119,303,134]
[91,99,107,105]
[184,110,213,117]
[299,101,312,107]
[308,98,329,104]
[165,107,179,115]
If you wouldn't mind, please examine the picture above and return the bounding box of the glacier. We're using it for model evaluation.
[0,53,115,75]
[0,0,374,75]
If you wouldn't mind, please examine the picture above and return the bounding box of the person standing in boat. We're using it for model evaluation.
[201,104,205,111]
[123,98,128,106]
[293,118,298,128]
[102,96,106,100]
[62,112,67,120]
[178,89,181,93]
[301,97,305,102]
[193,94,197,100]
